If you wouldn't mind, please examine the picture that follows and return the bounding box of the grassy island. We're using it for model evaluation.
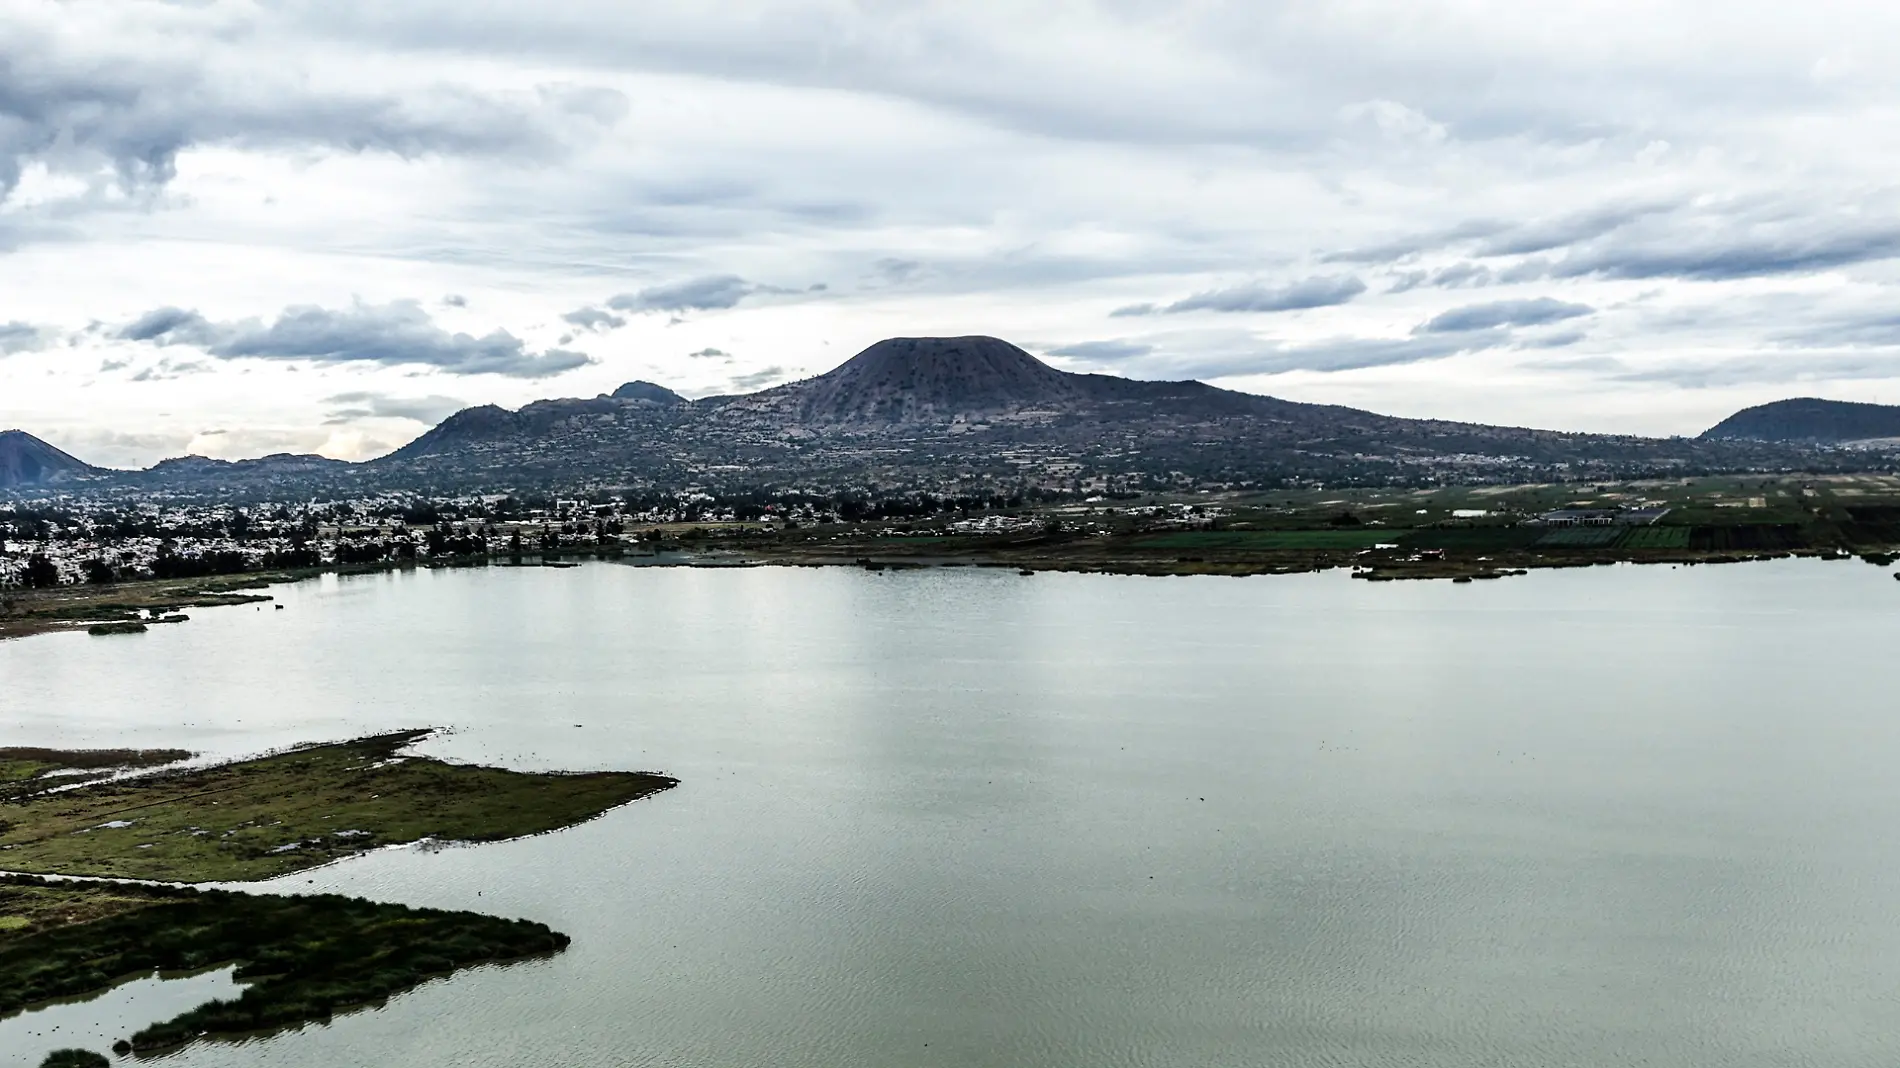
[0,875,570,1055]
[0,730,676,882]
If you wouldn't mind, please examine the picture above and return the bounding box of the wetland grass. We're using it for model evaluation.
[0,730,675,882]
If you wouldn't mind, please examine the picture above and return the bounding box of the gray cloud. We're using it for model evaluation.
[1771,311,1900,351]
[442,294,468,307]
[1239,331,1513,375]
[561,306,626,332]
[2,11,628,203]
[1519,328,1590,349]
[688,347,732,359]
[321,391,468,424]
[1328,202,1673,268]
[1550,226,1900,282]
[129,357,210,382]
[1045,340,1154,361]
[1472,200,1680,257]
[871,258,923,284]
[606,275,760,314]
[1614,355,1900,389]
[1079,333,1501,381]
[0,321,49,354]
[1323,220,1511,264]
[1337,199,1900,286]
[1060,314,1594,381]
[729,365,788,391]
[120,307,221,345]
[1422,298,1594,333]
[1387,262,1496,293]
[1116,275,1367,316]
[119,300,591,378]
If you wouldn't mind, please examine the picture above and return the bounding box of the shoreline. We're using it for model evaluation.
[3,538,1892,642]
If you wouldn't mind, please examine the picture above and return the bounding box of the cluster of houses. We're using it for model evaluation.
[1533,506,1672,527]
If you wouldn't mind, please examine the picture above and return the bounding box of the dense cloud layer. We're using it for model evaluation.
[7,1,1900,460]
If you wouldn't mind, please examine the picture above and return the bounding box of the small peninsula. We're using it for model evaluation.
[1,875,571,1054]
[0,730,675,882]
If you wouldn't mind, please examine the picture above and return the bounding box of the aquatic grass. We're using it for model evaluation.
[0,875,569,1054]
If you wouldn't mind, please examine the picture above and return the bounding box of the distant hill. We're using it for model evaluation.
[367,336,1840,494]
[716,335,1320,425]
[0,430,99,489]
[390,382,683,461]
[143,453,352,479]
[731,336,1091,422]
[1702,398,1900,443]
[611,381,686,406]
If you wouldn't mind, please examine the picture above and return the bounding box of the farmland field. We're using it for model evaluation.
[1620,527,1693,550]
[1131,529,1393,551]
[1535,527,1624,548]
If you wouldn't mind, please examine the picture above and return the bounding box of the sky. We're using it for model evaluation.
[7,1,1900,467]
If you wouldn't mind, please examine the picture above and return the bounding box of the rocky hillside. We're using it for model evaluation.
[724,336,1092,422]
[0,430,100,489]
[1702,398,1900,443]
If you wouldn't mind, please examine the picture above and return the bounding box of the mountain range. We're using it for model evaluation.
[3,337,1893,496]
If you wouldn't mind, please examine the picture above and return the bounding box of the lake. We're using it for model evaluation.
[5,558,1900,1067]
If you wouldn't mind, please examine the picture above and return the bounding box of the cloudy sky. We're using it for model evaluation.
[7,1,1900,466]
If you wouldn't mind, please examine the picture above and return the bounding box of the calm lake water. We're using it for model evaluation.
[5,559,1900,1067]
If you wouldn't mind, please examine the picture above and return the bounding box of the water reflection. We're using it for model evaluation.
[0,967,243,1068]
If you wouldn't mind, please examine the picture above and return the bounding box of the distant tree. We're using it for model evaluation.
[81,558,117,585]
[23,555,59,588]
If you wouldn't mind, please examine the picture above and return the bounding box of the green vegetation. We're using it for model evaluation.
[1620,526,1692,550]
[0,746,190,800]
[0,731,675,881]
[1535,527,1624,548]
[39,1051,108,1068]
[0,568,284,641]
[0,875,569,1056]
[1397,527,1543,551]
[1131,529,1391,550]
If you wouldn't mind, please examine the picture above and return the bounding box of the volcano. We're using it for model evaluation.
[0,430,99,489]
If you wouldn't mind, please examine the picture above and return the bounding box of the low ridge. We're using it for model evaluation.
[1702,398,1900,443]
[391,382,686,460]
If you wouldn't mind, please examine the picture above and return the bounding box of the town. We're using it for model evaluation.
[9,472,1895,592]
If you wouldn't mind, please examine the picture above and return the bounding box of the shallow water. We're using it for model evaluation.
[4,559,1900,1067]
[0,967,243,1064]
